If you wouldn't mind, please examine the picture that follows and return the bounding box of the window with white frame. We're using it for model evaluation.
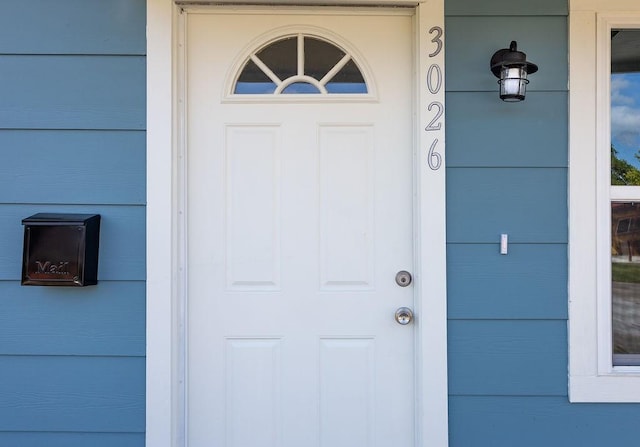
[569,2,640,402]
[610,29,640,367]
[232,34,368,95]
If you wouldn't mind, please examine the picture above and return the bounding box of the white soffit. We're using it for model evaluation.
[175,1,419,7]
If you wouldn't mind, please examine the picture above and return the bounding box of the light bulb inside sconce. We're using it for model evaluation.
[500,66,528,101]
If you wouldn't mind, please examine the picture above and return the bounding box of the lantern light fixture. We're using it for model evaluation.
[490,41,538,102]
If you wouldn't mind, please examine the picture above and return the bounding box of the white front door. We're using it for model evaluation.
[186,9,415,446]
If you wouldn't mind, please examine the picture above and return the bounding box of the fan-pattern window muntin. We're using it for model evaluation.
[234,34,368,95]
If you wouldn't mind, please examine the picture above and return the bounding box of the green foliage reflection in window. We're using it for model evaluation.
[612,146,640,185]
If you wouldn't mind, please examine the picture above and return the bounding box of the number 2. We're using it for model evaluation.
[425,102,443,131]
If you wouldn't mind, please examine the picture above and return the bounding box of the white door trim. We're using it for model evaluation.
[146,1,448,446]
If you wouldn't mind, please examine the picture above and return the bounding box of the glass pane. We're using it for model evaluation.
[612,202,640,364]
[304,37,345,81]
[325,59,367,94]
[611,29,640,185]
[256,36,297,81]
[282,82,320,94]
[235,59,277,94]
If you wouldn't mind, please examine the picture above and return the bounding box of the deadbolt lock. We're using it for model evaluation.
[395,270,412,287]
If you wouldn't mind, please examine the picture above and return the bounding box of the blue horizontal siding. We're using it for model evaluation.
[0,432,143,447]
[0,0,145,55]
[0,281,144,356]
[0,130,145,205]
[445,92,568,168]
[447,243,567,319]
[445,16,567,92]
[442,2,587,446]
[0,0,147,444]
[0,55,145,130]
[449,396,640,446]
[0,205,145,281]
[448,320,567,396]
[446,0,567,16]
[446,168,568,243]
[0,356,144,433]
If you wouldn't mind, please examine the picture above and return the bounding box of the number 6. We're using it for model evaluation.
[428,139,442,171]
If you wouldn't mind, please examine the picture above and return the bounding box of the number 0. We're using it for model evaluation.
[427,64,442,95]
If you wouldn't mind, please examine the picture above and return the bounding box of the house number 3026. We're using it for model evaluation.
[425,26,444,171]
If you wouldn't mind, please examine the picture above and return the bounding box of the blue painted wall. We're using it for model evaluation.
[0,1,146,446]
[3,1,640,446]
[445,0,640,445]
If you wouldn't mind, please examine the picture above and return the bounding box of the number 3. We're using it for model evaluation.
[428,26,443,58]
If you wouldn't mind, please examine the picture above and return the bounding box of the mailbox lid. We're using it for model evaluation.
[22,213,100,226]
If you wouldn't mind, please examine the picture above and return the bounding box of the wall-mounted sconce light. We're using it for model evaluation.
[490,41,538,102]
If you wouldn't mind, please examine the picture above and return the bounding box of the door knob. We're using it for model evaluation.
[395,307,413,325]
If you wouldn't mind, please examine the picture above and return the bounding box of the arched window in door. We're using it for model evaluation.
[233,34,368,95]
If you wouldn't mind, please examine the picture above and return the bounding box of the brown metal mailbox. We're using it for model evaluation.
[21,213,101,286]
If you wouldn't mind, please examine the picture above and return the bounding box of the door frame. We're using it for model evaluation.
[146,1,448,446]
